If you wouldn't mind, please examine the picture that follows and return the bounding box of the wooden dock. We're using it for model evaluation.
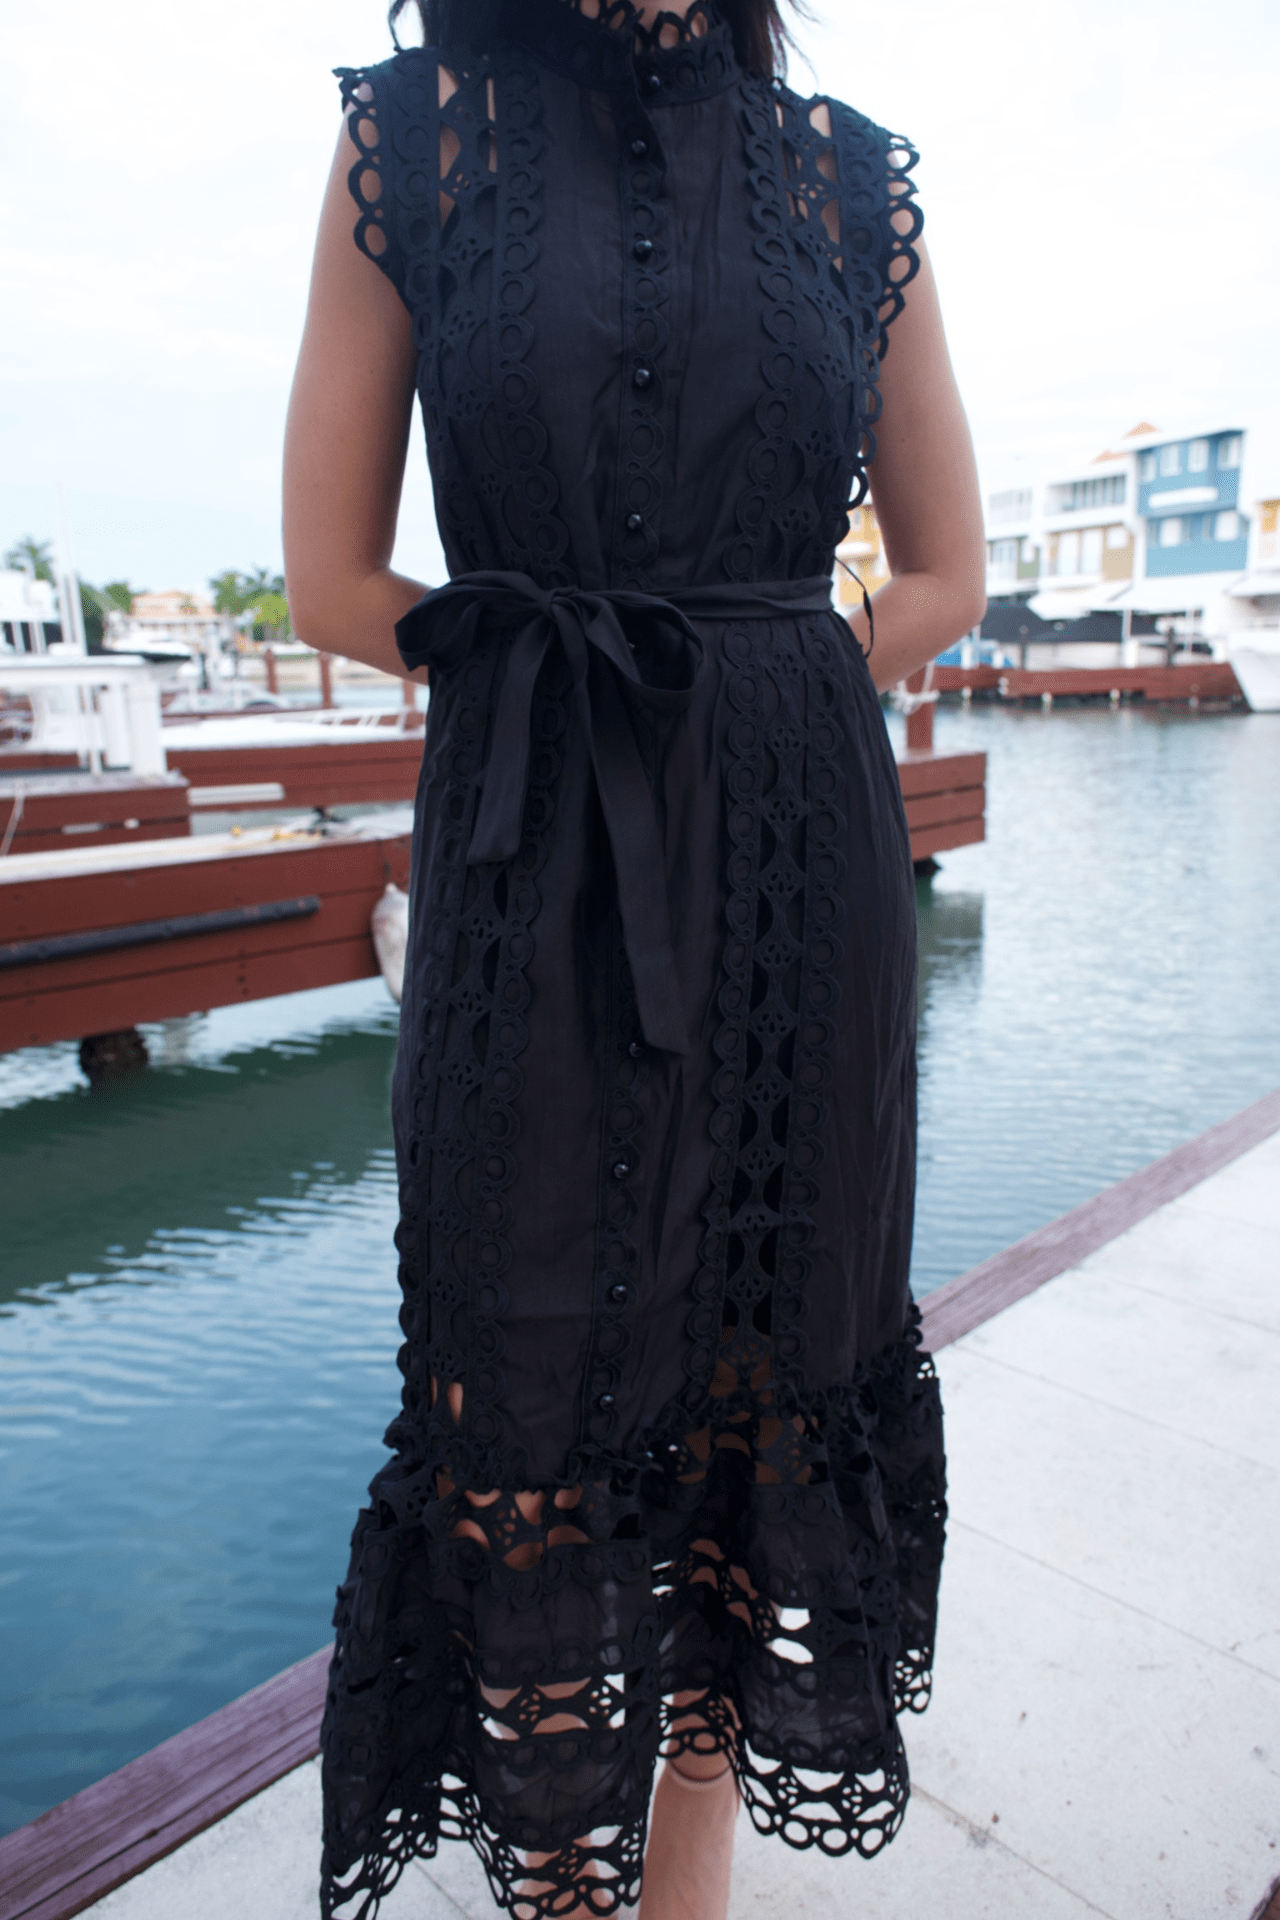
[897,749,985,865]
[0,725,984,1059]
[934,661,1242,703]
[0,812,412,1055]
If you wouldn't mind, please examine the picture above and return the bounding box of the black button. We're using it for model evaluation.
[633,237,654,261]
[599,1392,616,1410]
[632,365,652,389]
[625,513,644,533]
[644,71,662,94]
[609,1283,628,1304]
[612,1158,631,1179]
[628,1039,644,1058]
[630,137,648,157]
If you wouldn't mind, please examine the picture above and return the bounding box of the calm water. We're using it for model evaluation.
[2,704,1279,1831]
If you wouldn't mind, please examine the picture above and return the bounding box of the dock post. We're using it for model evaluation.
[319,652,334,709]
[79,1029,149,1083]
[265,648,278,697]
[905,668,934,752]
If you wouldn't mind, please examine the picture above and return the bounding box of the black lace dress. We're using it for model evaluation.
[321,4,945,1914]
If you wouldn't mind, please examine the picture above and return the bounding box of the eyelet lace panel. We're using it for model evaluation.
[341,50,577,584]
[335,70,408,296]
[829,104,922,360]
[385,644,574,1494]
[320,1303,944,1918]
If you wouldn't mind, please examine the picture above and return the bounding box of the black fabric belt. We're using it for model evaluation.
[395,571,835,1056]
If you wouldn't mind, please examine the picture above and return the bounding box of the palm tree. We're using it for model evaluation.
[78,581,137,652]
[4,535,55,582]
[249,590,292,646]
[209,570,255,618]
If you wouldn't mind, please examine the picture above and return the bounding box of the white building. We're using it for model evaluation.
[982,421,1280,656]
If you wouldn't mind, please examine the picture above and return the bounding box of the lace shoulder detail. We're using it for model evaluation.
[335,52,454,312]
[827,100,922,357]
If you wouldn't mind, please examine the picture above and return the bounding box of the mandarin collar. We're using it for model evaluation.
[504,0,742,101]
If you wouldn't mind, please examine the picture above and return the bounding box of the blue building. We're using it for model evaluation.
[1138,430,1249,578]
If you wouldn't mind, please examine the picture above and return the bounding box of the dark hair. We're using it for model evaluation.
[389,0,799,82]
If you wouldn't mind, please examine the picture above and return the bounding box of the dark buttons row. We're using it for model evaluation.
[633,237,654,261]
[630,137,648,158]
[612,1158,631,1179]
[632,365,652,389]
[625,513,644,533]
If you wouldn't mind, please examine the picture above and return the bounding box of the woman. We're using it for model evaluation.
[284,0,983,1913]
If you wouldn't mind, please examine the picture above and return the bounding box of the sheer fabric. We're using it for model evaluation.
[322,5,944,1914]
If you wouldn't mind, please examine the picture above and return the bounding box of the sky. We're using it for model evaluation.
[2,0,1278,594]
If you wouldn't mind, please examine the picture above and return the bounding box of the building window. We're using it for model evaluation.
[990,539,1018,576]
[988,487,1033,522]
[1060,474,1127,512]
[1188,439,1209,472]
[1158,445,1181,477]
[1217,435,1242,470]
[1214,510,1240,541]
[1140,452,1156,481]
[1105,525,1129,550]
[1157,517,1183,547]
[1081,528,1103,573]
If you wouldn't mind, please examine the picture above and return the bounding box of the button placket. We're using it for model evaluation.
[614,89,670,588]
[581,924,650,1450]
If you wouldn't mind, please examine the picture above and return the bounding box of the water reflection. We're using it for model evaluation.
[916,877,983,1024]
[2,1026,400,1310]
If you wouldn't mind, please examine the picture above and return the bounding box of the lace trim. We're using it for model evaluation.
[830,103,922,360]
[727,81,843,580]
[319,1309,945,1918]
[389,647,573,1485]
[335,68,408,297]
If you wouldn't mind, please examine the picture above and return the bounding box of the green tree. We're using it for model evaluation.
[209,569,255,617]
[4,535,55,582]
[78,581,137,653]
[249,590,292,645]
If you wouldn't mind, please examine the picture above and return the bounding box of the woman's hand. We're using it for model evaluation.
[853,240,987,693]
[282,114,430,682]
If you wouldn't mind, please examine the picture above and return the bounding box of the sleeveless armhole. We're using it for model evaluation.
[334,57,436,315]
[828,102,923,361]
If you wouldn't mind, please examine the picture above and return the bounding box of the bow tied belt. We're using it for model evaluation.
[395,571,835,1057]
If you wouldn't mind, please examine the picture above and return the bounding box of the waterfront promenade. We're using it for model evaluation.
[7,1094,1278,1920]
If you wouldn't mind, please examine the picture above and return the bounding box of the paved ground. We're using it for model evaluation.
[84,1127,1280,1920]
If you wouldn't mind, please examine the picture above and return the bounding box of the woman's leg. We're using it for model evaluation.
[637,1695,738,1920]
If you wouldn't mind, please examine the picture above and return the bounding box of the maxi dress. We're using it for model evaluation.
[321,4,946,1914]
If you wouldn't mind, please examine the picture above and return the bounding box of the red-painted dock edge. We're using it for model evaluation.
[2,1087,1276,1920]
[933,662,1241,702]
[0,821,412,1054]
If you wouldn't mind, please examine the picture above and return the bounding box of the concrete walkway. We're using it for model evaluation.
[82,1129,1280,1920]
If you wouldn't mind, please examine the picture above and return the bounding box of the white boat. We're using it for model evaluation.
[1227,628,1280,711]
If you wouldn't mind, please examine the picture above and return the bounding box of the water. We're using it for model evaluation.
[2,704,1278,1832]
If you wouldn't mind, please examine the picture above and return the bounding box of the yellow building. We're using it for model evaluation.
[834,503,889,610]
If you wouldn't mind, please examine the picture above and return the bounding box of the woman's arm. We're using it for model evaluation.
[282,116,429,680]
[850,240,987,692]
